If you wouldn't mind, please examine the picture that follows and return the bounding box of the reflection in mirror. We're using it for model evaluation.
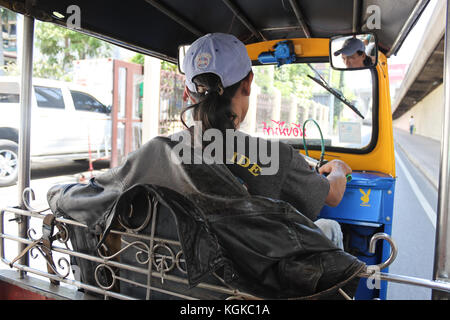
[178,45,190,74]
[330,34,377,70]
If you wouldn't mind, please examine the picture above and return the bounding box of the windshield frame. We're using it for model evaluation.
[253,56,380,155]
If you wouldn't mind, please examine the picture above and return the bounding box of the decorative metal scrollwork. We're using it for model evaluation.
[95,238,187,287]
[117,195,153,233]
[152,243,175,271]
[175,250,187,274]
[52,257,71,279]
[54,224,70,244]
[27,227,40,241]
[22,187,50,214]
[151,243,175,283]
[28,224,70,246]
[25,241,71,279]
[21,225,71,279]
[94,264,117,290]
[98,241,150,265]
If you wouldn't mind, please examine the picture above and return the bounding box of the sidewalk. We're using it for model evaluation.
[393,128,441,189]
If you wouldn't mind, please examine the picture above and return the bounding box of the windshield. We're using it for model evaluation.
[239,62,375,151]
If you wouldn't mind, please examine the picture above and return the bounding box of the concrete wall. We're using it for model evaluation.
[393,83,443,142]
[391,0,444,116]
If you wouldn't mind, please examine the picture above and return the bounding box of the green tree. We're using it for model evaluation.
[273,63,313,100]
[253,63,314,101]
[253,65,274,94]
[161,60,178,72]
[130,53,145,65]
[130,53,179,73]
[33,21,112,80]
[332,70,345,121]
[329,68,357,123]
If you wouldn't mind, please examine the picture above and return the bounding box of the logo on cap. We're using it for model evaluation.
[195,53,212,69]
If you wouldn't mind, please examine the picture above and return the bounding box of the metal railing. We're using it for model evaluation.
[2,200,450,300]
[0,204,261,300]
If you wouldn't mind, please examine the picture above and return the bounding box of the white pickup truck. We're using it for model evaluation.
[0,76,111,187]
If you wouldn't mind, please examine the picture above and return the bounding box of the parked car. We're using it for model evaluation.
[0,76,111,187]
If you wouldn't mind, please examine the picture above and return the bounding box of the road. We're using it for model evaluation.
[0,159,109,207]
[386,143,438,300]
[0,144,441,300]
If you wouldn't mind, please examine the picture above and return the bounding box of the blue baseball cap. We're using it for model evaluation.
[183,33,252,93]
[334,37,365,56]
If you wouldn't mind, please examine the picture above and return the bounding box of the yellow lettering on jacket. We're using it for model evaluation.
[230,152,262,177]
[248,163,261,177]
[236,154,250,168]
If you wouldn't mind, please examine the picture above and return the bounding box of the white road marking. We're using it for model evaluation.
[395,150,437,229]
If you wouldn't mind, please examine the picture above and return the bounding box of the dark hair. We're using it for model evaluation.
[357,50,373,67]
[181,72,251,132]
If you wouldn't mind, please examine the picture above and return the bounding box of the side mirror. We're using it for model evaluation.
[178,44,190,74]
[104,105,112,115]
[330,33,378,70]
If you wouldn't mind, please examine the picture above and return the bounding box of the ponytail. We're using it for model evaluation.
[181,72,251,132]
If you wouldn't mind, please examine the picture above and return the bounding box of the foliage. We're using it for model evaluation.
[329,68,358,122]
[33,21,112,80]
[161,60,178,72]
[274,63,314,99]
[253,63,314,100]
[130,53,145,65]
[1,8,16,22]
[253,62,362,132]
[253,66,274,94]
[129,53,179,73]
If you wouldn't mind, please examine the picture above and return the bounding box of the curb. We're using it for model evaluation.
[394,141,438,190]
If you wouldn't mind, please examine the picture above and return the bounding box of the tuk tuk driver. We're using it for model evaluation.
[334,37,374,68]
[181,33,352,249]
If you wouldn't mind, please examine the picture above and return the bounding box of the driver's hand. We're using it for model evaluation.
[319,160,352,207]
[318,159,352,176]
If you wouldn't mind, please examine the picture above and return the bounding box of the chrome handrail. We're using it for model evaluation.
[358,233,450,294]
[368,232,398,271]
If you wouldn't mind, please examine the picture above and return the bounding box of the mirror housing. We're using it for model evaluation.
[178,44,190,74]
[330,33,378,71]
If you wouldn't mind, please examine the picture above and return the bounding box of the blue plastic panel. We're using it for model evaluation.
[318,172,396,300]
[319,172,396,225]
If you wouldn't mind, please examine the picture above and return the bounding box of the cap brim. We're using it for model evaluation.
[336,47,359,57]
